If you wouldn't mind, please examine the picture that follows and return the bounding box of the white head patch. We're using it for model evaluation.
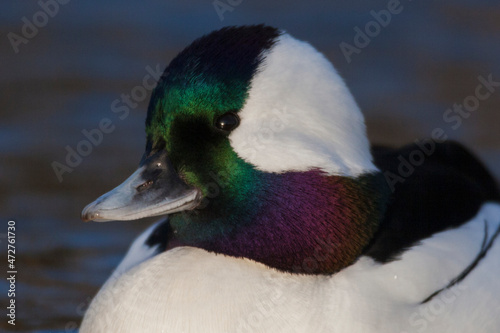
[229,33,377,177]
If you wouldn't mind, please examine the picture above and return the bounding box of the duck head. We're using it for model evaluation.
[82,25,388,274]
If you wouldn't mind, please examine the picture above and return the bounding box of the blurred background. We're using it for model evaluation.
[1,0,499,331]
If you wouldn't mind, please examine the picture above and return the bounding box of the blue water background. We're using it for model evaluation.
[0,0,499,331]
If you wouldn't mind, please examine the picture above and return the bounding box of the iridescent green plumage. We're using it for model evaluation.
[145,25,281,149]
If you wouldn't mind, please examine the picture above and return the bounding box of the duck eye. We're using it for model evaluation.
[215,112,240,132]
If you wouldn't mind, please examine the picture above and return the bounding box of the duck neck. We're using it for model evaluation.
[170,169,389,274]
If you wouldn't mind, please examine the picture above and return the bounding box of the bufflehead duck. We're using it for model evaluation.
[80,25,500,332]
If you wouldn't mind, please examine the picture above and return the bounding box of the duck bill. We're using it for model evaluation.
[81,150,201,222]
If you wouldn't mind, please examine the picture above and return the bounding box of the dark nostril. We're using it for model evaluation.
[136,180,153,192]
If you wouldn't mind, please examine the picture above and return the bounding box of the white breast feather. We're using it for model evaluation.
[81,203,500,333]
